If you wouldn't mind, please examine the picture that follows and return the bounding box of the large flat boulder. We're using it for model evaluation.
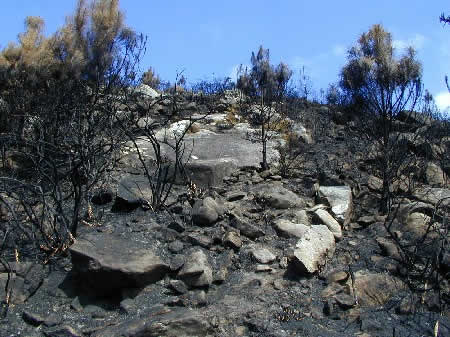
[69,233,169,296]
[291,225,335,274]
[317,185,353,225]
[128,131,280,171]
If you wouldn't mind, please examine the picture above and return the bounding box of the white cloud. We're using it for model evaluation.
[435,91,450,111]
[393,33,426,51]
[332,45,346,57]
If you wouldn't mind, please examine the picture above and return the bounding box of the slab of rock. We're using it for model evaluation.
[251,184,305,209]
[191,197,224,226]
[223,231,242,250]
[69,233,169,296]
[133,133,280,174]
[112,174,152,212]
[135,84,160,99]
[273,219,309,239]
[184,159,238,188]
[367,175,383,192]
[313,209,342,240]
[0,262,46,305]
[44,325,83,337]
[229,212,264,239]
[178,250,213,288]
[413,188,450,207]
[250,248,276,264]
[92,308,212,337]
[404,212,432,239]
[425,162,447,187]
[291,225,335,274]
[317,185,353,225]
[353,270,405,307]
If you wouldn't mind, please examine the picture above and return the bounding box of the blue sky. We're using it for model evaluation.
[1,1,450,111]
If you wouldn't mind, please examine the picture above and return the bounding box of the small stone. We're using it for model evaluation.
[314,209,342,240]
[120,298,135,315]
[223,231,242,250]
[273,279,285,290]
[168,240,184,253]
[43,314,61,327]
[169,254,185,272]
[226,191,247,202]
[321,283,344,298]
[70,297,83,312]
[22,310,45,326]
[260,169,272,179]
[187,233,213,248]
[279,257,288,269]
[255,264,272,272]
[251,248,276,264]
[334,293,356,309]
[178,250,213,288]
[43,325,83,337]
[167,220,186,233]
[326,271,348,284]
[168,280,188,295]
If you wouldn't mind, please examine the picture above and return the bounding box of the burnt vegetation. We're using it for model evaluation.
[0,1,449,335]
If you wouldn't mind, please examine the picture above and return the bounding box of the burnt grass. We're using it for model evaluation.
[0,103,449,337]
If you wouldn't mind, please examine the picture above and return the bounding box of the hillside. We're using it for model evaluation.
[0,87,449,336]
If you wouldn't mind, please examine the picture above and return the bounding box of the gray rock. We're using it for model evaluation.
[135,84,160,99]
[252,184,305,209]
[168,280,188,294]
[291,225,335,274]
[353,270,406,307]
[413,187,450,207]
[223,231,242,250]
[229,212,264,239]
[291,123,313,144]
[184,159,238,188]
[317,185,353,225]
[250,248,276,264]
[186,232,213,248]
[178,250,213,288]
[191,197,224,226]
[92,308,212,337]
[69,233,169,296]
[292,209,310,224]
[0,262,46,305]
[44,325,83,337]
[273,219,309,239]
[313,209,342,240]
[22,310,45,326]
[112,174,152,212]
[132,133,281,177]
[425,162,447,186]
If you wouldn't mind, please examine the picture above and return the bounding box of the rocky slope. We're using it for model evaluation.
[0,87,449,337]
